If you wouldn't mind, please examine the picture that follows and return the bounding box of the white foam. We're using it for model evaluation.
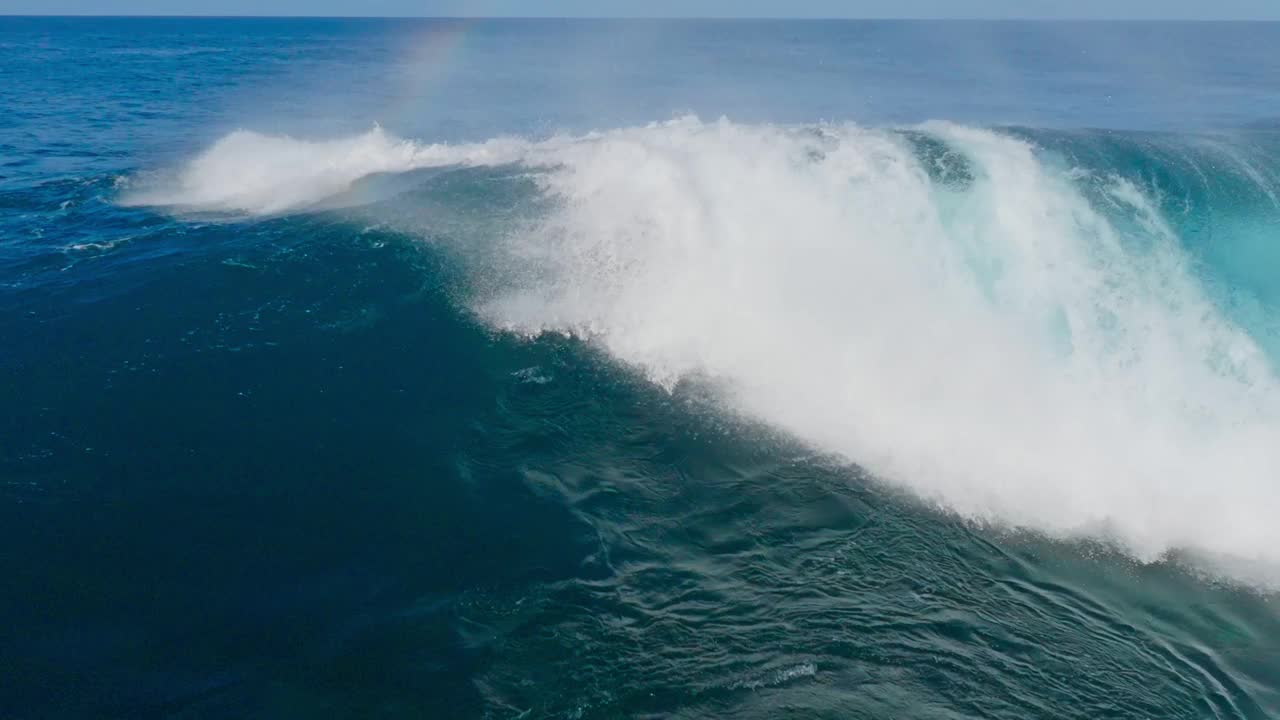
[140,118,1280,585]
[124,125,531,215]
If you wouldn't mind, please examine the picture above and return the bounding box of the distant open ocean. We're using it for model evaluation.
[3,16,1280,719]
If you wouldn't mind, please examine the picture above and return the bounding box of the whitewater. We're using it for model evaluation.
[132,116,1280,586]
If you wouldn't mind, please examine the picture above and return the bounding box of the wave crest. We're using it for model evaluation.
[124,125,531,214]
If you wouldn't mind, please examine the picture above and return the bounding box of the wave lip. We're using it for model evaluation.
[133,118,1280,587]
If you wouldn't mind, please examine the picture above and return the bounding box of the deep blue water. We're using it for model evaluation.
[4,17,1280,719]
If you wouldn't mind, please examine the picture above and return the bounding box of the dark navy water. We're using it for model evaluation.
[4,17,1280,719]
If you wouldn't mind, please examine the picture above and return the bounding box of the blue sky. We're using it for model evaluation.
[4,0,1280,20]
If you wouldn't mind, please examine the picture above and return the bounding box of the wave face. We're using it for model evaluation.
[137,117,1280,582]
[127,116,1280,576]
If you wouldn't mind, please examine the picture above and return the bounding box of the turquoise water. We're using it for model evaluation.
[3,17,1280,718]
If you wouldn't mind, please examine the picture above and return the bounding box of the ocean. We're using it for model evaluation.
[2,16,1280,719]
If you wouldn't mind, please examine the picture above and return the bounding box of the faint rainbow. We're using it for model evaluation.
[341,17,478,208]
[382,17,478,136]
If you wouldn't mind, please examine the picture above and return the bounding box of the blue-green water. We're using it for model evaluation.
[3,17,1280,719]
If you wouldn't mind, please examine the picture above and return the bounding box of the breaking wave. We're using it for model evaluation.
[132,117,1280,584]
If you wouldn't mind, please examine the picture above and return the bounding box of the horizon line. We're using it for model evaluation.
[3,14,1279,22]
